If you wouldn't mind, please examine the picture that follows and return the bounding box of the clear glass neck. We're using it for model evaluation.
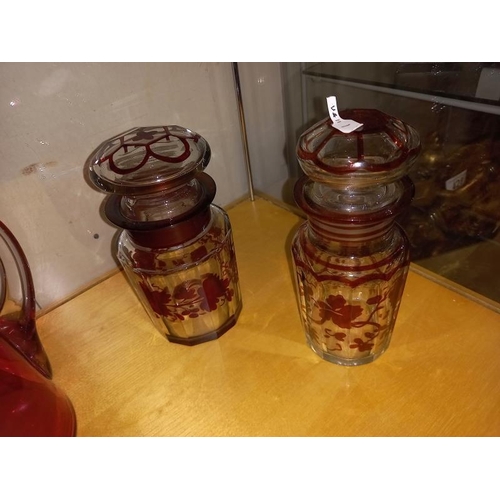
[307,223,399,256]
[308,182,402,214]
[120,178,202,222]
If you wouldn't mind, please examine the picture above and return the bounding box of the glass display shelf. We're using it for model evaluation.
[274,62,500,307]
[302,62,500,115]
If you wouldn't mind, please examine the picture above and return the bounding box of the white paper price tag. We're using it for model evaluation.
[326,96,363,133]
[445,170,467,191]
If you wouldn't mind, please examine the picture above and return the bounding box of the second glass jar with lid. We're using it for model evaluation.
[86,126,242,346]
[291,107,420,365]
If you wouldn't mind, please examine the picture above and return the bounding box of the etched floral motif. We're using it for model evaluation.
[138,283,181,322]
[132,249,167,270]
[366,295,382,305]
[324,329,346,341]
[139,272,235,322]
[132,128,157,142]
[124,242,214,272]
[349,338,375,352]
[199,274,229,312]
[190,245,208,261]
[312,290,392,353]
[316,295,363,328]
[296,267,405,357]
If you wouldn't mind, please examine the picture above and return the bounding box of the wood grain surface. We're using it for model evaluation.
[37,198,500,436]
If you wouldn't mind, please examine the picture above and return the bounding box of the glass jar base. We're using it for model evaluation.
[306,336,390,366]
[165,303,242,346]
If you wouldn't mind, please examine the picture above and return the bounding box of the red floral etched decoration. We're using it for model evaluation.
[291,108,420,365]
[86,126,242,346]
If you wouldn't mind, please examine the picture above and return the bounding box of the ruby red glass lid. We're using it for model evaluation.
[87,126,211,195]
[296,109,420,187]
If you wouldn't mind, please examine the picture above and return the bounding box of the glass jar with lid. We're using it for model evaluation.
[291,108,420,365]
[86,126,242,346]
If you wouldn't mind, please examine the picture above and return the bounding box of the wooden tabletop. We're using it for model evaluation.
[38,198,500,436]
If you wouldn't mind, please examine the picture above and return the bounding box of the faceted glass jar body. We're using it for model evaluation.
[292,108,420,365]
[292,222,410,365]
[118,205,242,345]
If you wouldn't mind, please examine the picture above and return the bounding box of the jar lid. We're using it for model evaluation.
[86,126,211,195]
[296,109,420,188]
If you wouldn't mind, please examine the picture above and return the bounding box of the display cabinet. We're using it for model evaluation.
[267,62,500,307]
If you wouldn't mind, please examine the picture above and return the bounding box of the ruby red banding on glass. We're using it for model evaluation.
[103,127,194,175]
[104,172,216,248]
[294,176,414,243]
[87,125,210,196]
[125,208,212,248]
[297,110,420,175]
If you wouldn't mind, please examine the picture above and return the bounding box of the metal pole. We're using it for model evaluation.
[232,62,255,201]
[300,62,309,126]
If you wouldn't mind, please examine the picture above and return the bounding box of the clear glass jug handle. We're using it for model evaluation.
[0,220,52,378]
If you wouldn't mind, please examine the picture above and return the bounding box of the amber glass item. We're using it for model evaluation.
[291,109,420,365]
[0,220,76,436]
[87,126,242,345]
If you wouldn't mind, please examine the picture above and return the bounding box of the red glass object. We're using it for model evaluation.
[86,126,242,345]
[0,220,76,436]
[291,109,420,365]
